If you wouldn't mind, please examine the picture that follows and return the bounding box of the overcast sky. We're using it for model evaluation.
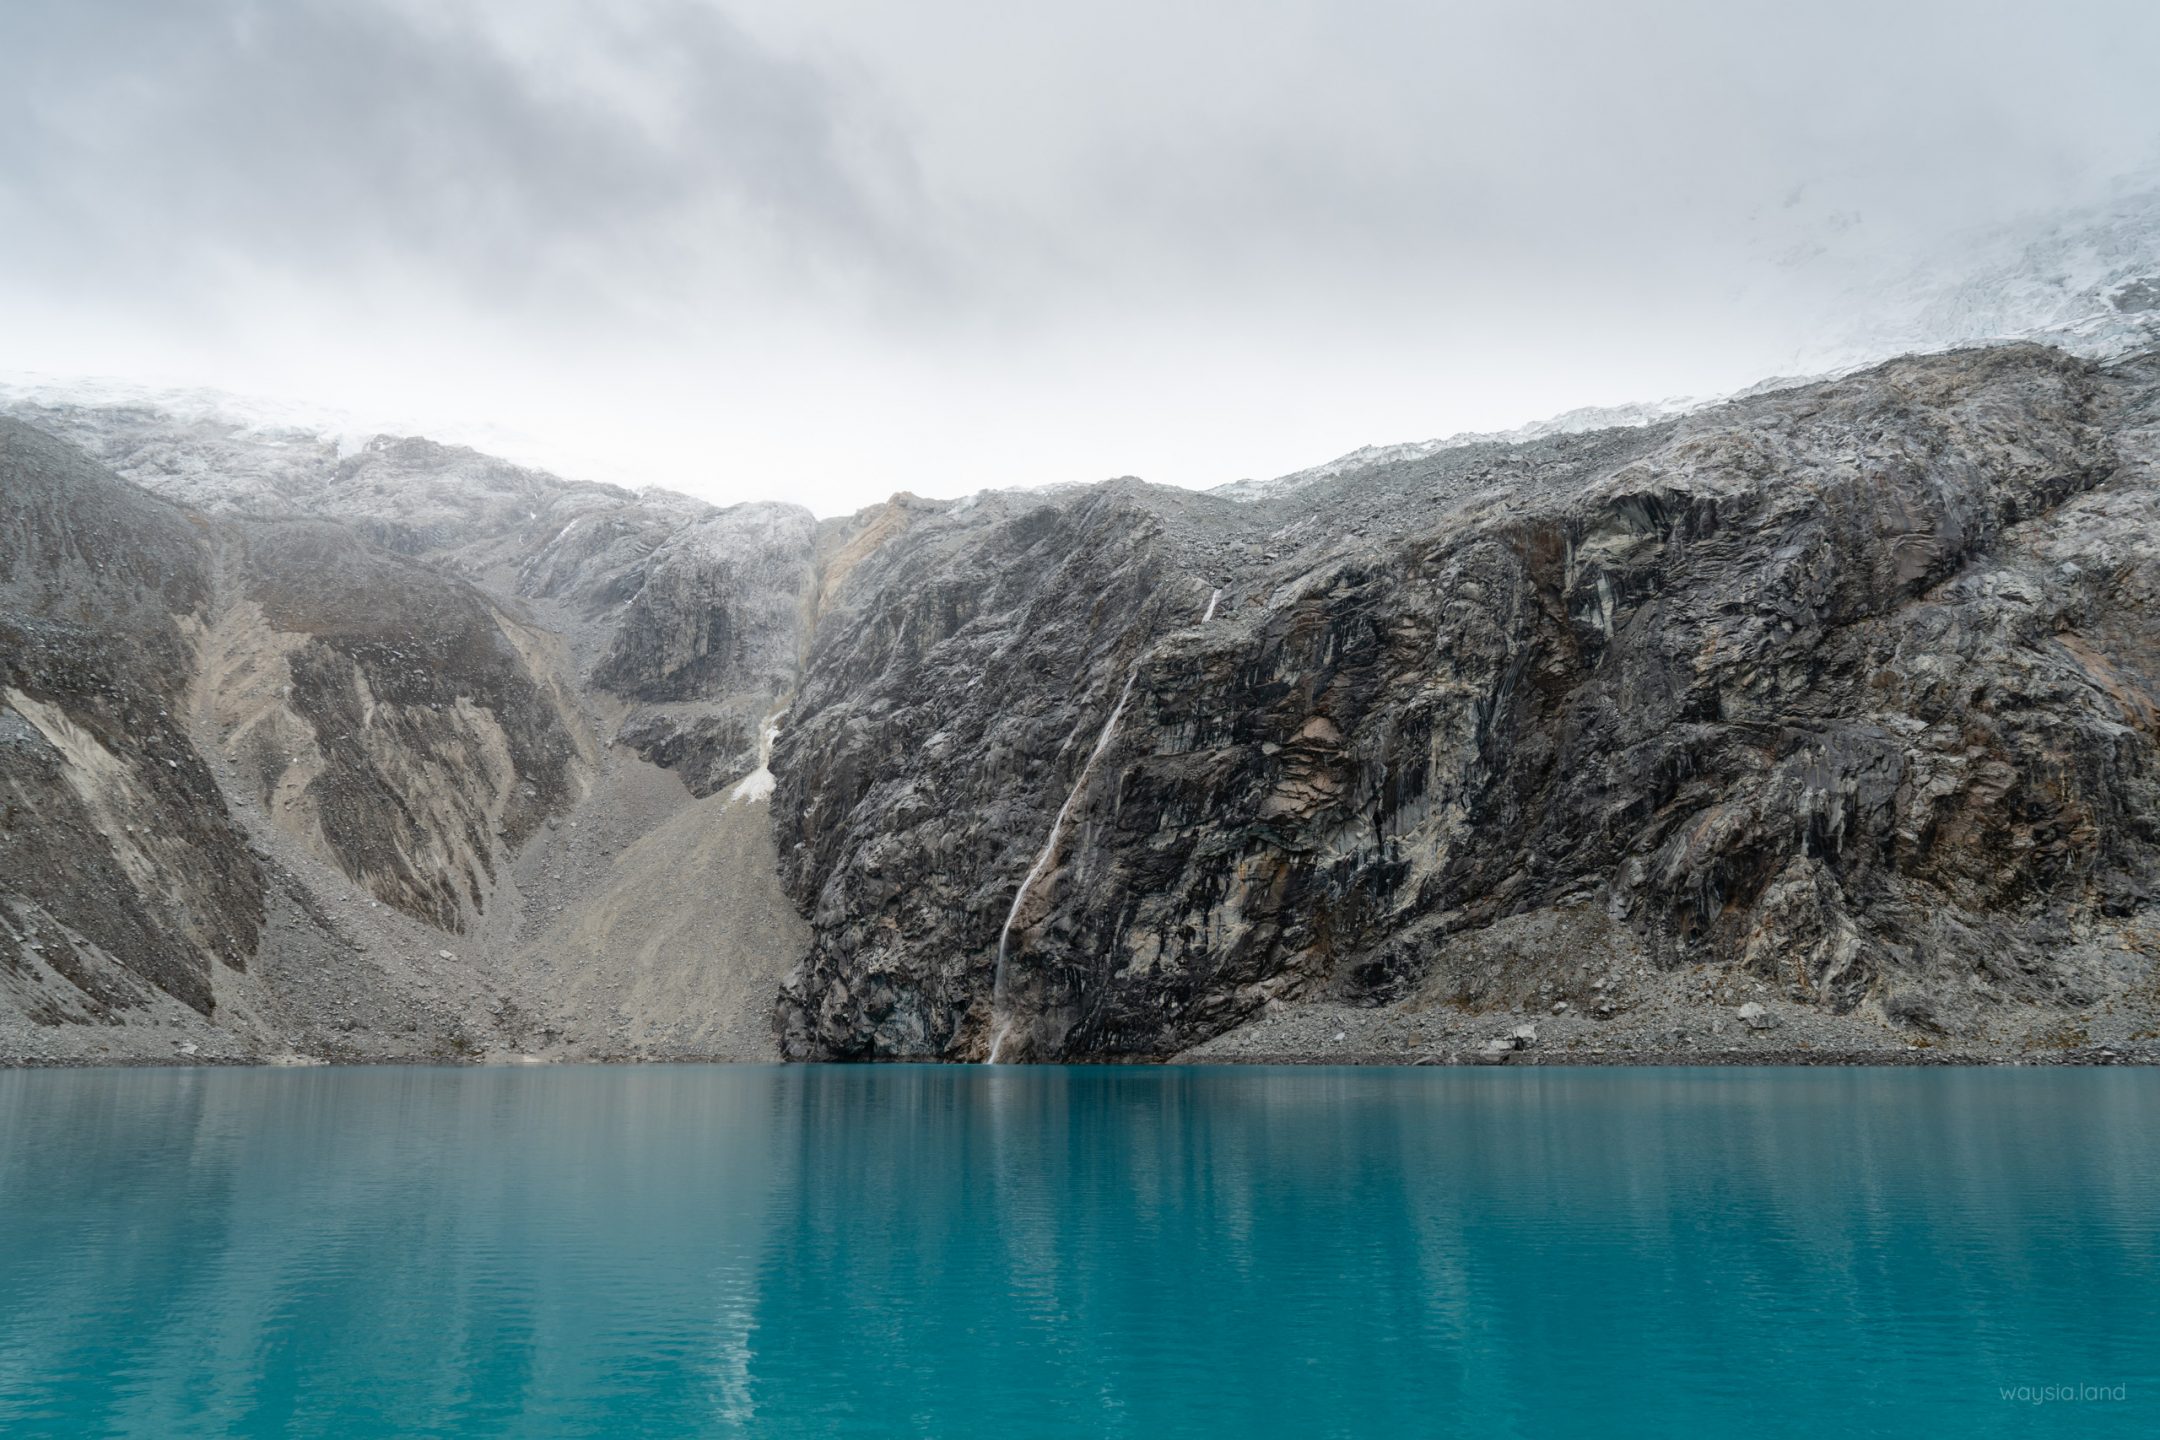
[4,0,2158,512]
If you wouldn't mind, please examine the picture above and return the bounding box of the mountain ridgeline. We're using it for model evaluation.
[4,344,2160,1064]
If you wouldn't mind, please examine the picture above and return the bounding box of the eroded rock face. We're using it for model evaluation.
[590,506,818,702]
[27,396,836,806]
[585,505,823,796]
[0,420,262,1020]
[0,417,593,1043]
[774,346,2160,1060]
[0,406,833,1060]
[218,520,588,931]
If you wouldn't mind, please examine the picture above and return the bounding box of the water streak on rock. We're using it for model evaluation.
[987,663,1143,1063]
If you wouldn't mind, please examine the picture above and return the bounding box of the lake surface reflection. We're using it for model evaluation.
[1,1064,2155,1437]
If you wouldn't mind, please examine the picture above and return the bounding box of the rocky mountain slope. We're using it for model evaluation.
[6,342,2160,1066]
[0,408,826,1064]
[776,346,2160,1061]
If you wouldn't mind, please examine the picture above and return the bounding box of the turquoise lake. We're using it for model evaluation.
[1,1064,2155,1438]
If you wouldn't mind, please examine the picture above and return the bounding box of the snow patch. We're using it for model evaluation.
[728,711,786,807]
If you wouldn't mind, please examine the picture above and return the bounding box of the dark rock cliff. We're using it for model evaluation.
[774,346,2160,1059]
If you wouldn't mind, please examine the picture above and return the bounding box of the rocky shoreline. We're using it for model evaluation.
[6,1046,2155,1069]
[1194,1048,2160,1066]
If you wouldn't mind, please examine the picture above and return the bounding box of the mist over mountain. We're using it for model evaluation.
[7,0,2160,508]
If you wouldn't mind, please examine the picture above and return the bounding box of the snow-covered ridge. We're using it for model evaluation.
[1219,176,2160,506]
[1811,181,2160,374]
[1211,396,1702,504]
[0,376,716,541]
[0,371,694,520]
[0,372,377,455]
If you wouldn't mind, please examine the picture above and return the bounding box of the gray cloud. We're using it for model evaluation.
[0,0,937,321]
[3,0,2159,511]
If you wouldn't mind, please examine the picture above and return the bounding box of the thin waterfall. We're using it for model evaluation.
[986,663,1142,1063]
[1202,587,1222,623]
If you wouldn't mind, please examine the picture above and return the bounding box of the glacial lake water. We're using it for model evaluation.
[1,1065,2155,1439]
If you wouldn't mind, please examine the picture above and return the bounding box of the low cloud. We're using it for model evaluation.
[0,0,940,322]
[4,0,2159,510]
